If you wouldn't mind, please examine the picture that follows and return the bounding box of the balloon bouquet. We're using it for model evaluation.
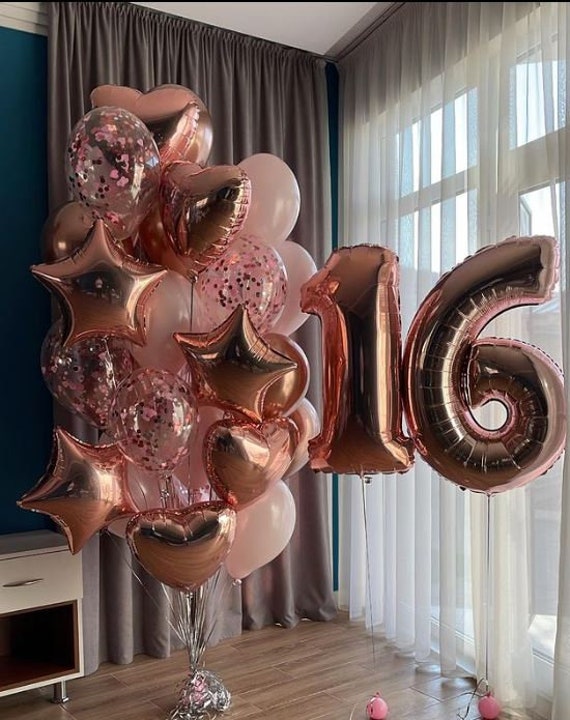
[19,84,320,719]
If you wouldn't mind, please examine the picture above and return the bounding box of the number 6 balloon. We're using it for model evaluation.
[404,236,566,494]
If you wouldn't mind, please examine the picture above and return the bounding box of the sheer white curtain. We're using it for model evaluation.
[339,2,569,716]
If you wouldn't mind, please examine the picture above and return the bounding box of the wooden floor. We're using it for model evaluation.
[0,612,513,720]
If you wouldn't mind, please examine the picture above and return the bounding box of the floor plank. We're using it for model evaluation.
[0,613,534,719]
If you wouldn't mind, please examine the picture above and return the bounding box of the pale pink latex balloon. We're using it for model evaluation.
[366,694,389,720]
[284,399,321,477]
[272,240,317,337]
[224,480,296,580]
[131,271,194,373]
[238,154,300,247]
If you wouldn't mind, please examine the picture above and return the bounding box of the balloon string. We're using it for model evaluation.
[190,279,195,333]
[484,493,492,690]
[361,475,377,666]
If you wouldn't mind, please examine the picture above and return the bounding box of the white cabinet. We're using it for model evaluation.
[0,530,84,702]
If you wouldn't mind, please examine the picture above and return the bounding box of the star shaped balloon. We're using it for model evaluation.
[18,427,136,554]
[31,219,167,348]
[175,306,296,422]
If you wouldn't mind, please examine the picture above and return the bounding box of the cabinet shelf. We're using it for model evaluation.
[0,531,83,701]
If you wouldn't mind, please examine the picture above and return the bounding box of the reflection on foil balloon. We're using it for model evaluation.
[403,236,566,494]
[91,84,213,166]
[31,219,167,348]
[159,162,251,280]
[175,306,296,422]
[41,319,135,428]
[109,368,196,473]
[301,245,414,475]
[66,106,161,239]
[18,428,136,554]
[204,418,295,508]
[196,235,287,334]
[263,334,309,418]
[126,502,236,590]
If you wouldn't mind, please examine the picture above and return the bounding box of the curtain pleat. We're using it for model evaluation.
[47,0,336,675]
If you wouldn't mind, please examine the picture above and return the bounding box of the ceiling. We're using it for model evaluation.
[132,2,395,57]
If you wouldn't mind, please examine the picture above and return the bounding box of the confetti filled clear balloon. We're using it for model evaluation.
[66,106,161,239]
[196,235,287,334]
[109,368,196,472]
[41,320,136,429]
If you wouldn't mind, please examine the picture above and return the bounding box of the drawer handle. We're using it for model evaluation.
[3,578,44,588]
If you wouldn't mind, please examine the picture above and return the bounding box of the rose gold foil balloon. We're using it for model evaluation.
[403,236,566,494]
[41,320,136,428]
[175,306,296,422]
[109,368,197,473]
[31,220,167,349]
[126,502,236,591]
[263,333,310,418]
[66,106,161,240]
[18,428,136,554]
[91,84,213,166]
[301,245,414,475]
[41,202,138,262]
[159,162,251,281]
[204,418,295,509]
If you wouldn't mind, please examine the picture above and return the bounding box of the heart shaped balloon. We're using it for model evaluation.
[126,502,236,591]
[90,84,213,166]
[204,418,296,508]
[158,162,251,280]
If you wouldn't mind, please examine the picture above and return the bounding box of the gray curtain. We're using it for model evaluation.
[47,1,336,675]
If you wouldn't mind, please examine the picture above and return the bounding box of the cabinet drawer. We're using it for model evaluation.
[0,550,82,614]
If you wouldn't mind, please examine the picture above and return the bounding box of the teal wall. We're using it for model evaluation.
[0,26,52,534]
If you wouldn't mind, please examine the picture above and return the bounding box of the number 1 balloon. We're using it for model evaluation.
[404,236,566,494]
[301,245,414,475]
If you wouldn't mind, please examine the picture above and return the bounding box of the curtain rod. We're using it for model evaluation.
[331,2,406,63]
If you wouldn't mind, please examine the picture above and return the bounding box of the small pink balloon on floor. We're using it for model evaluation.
[478,693,501,719]
[366,693,388,719]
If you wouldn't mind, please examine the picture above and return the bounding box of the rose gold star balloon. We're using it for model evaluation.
[175,306,296,422]
[18,427,136,554]
[31,219,167,348]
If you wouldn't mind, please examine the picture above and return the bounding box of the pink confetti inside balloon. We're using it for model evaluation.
[109,368,196,473]
[478,694,501,720]
[196,235,287,334]
[41,320,136,428]
[66,106,161,239]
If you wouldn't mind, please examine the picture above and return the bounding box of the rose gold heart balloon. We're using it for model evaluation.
[204,418,296,509]
[90,84,213,166]
[126,502,236,591]
[159,161,251,280]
